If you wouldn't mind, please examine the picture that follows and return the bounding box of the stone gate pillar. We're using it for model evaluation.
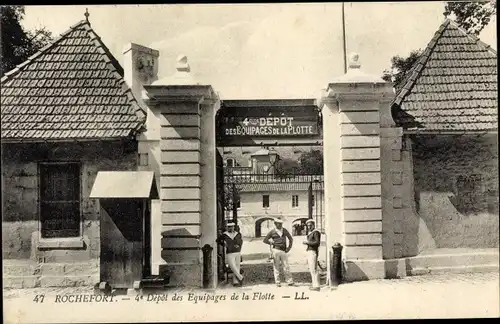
[142,56,219,288]
[321,53,403,282]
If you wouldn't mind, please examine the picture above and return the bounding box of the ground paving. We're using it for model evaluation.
[4,271,499,321]
[4,237,499,321]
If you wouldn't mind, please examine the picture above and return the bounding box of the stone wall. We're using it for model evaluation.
[2,140,138,262]
[412,134,499,250]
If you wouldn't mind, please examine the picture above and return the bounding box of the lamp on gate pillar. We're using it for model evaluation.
[268,148,278,175]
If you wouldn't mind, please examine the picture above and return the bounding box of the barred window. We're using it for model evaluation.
[39,163,81,238]
[292,195,299,207]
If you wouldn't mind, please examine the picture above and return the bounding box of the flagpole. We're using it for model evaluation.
[342,2,347,73]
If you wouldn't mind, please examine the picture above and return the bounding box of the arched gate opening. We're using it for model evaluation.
[215,99,326,286]
[255,217,275,238]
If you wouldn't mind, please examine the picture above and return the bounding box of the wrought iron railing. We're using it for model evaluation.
[224,171,323,184]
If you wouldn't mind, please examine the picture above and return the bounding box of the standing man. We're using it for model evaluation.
[218,222,244,286]
[303,219,321,291]
[263,218,294,287]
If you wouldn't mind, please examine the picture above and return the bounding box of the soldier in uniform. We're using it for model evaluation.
[263,218,294,287]
[303,219,321,291]
[218,222,244,286]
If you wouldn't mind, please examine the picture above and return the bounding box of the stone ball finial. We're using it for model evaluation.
[348,52,361,69]
[177,55,188,64]
[176,54,190,72]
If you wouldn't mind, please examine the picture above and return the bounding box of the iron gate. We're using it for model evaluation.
[308,179,325,233]
[223,170,324,233]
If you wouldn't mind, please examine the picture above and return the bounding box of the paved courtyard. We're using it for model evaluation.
[4,271,499,322]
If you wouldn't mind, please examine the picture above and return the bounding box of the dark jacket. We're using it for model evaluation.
[218,231,243,254]
[263,228,293,252]
[305,229,321,253]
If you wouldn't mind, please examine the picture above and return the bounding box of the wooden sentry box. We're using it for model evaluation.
[90,171,162,292]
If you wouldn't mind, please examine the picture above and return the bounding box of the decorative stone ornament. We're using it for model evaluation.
[84,8,90,23]
[348,52,361,69]
[136,55,155,83]
[176,55,190,73]
[331,52,389,84]
[152,54,201,86]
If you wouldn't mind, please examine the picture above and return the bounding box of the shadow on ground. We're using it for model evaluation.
[232,262,326,287]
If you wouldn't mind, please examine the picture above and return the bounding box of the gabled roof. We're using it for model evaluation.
[240,181,323,193]
[1,20,146,141]
[392,19,497,133]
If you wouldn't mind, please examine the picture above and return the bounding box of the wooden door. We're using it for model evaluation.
[100,199,143,288]
[39,163,80,238]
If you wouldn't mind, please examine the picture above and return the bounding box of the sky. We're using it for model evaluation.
[22,2,497,99]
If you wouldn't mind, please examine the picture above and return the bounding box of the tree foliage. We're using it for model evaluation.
[274,150,323,176]
[298,149,323,174]
[275,158,300,178]
[382,1,496,89]
[381,49,422,91]
[444,0,497,35]
[1,5,53,77]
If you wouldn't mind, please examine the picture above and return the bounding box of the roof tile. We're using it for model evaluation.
[1,20,145,141]
[393,19,497,133]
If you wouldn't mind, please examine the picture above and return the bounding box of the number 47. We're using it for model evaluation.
[33,295,45,303]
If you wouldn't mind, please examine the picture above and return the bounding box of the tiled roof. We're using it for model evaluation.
[240,182,323,193]
[392,19,498,133]
[236,175,324,192]
[1,20,145,141]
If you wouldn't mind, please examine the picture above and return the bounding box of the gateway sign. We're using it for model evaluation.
[224,117,318,137]
[216,102,322,146]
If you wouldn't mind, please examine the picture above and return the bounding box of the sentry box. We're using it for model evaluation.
[90,171,166,294]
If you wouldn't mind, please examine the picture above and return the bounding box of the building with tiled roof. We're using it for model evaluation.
[2,17,149,289]
[392,19,497,133]
[234,176,325,237]
[1,20,145,141]
[393,19,499,253]
[223,146,324,237]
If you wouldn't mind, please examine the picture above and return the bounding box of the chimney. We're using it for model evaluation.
[123,43,160,101]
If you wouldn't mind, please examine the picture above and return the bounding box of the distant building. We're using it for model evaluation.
[223,148,324,237]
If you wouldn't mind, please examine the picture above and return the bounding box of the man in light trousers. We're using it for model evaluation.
[303,219,321,291]
[218,222,244,286]
[263,218,294,287]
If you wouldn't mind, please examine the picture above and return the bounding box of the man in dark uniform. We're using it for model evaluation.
[303,219,321,291]
[218,222,244,286]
